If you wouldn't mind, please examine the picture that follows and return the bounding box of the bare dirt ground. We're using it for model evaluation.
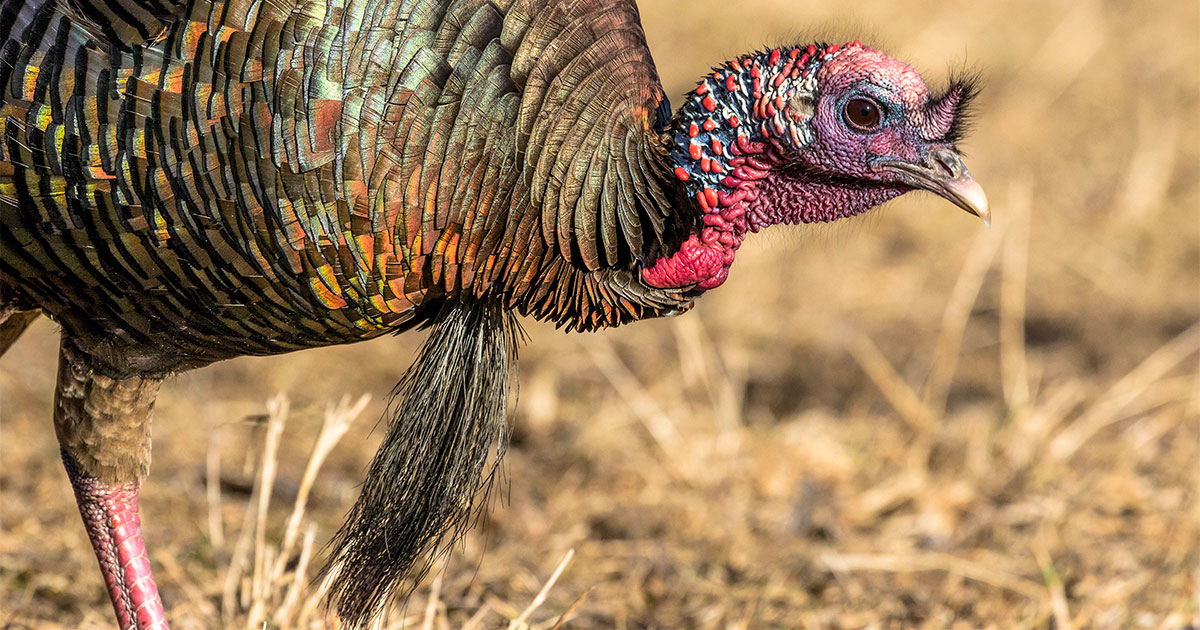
[2,0,1198,628]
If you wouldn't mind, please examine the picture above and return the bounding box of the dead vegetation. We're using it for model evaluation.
[2,0,1198,627]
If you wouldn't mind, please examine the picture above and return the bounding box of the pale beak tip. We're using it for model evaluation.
[971,191,991,227]
[949,176,991,228]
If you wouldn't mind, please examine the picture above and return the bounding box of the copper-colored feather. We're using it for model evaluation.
[0,1,695,627]
[1,0,691,382]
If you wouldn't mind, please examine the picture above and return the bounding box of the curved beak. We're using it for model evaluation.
[878,146,991,226]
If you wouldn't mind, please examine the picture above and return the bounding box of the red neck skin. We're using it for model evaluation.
[640,136,905,291]
[640,136,770,290]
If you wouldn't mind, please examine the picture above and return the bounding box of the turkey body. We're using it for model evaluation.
[1,0,692,378]
[0,1,990,626]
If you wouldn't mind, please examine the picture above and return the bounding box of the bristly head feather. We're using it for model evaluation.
[930,69,982,144]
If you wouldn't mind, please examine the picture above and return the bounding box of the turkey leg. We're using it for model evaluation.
[54,339,168,630]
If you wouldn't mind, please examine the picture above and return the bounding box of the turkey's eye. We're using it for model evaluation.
[844,97,883,131]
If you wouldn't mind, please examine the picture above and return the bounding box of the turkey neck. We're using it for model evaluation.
[640,47,830,292]
[641,43,902,292]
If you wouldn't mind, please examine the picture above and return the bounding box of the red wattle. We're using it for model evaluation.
[641,232,731,290]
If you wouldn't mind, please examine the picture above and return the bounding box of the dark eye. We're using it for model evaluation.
[844,97,883,131]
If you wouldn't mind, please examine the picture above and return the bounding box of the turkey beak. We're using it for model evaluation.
[880,146,991,226]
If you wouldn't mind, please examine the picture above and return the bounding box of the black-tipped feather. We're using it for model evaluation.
[322,299,521,628]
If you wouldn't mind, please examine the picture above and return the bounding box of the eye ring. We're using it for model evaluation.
[843,97,884,131]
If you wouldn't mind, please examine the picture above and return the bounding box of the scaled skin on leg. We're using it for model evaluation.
[54,339,169,630]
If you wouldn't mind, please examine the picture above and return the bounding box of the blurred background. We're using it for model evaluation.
[2,0,1197,628]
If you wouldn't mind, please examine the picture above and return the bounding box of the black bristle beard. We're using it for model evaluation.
[322,299,521,627]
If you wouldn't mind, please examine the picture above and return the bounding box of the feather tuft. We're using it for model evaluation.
[931,69,983,144]
[321,299,521,628]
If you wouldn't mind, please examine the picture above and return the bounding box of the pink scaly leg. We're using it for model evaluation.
[64,454,169,630]
[53,338,167,629]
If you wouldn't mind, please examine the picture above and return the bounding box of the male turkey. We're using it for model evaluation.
[0,0,988,627]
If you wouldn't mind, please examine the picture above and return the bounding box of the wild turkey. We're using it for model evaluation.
[0,0,988,627]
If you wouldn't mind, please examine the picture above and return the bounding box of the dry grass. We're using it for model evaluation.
[2,0,1198,628]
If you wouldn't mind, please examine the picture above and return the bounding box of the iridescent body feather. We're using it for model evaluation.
[1,0,691,380]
